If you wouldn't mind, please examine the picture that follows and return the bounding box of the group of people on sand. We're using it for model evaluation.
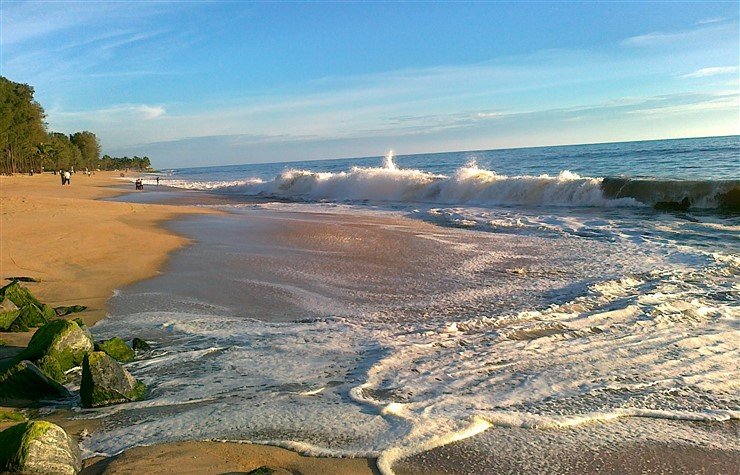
[59,169,72,185]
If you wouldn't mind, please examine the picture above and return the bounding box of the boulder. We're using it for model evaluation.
[16,319,93,372]
[36,354,66,384]
[80,351,146,408]
[0,361,71,400]
[95,337,135,363]
[131,337,152,351]
[0,298,20,331]
[0,421,82,475]
[0,282,43,308]
[7,303,51,332]
[54,305,88,317]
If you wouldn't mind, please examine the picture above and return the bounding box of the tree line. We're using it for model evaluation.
[1,76,152,175]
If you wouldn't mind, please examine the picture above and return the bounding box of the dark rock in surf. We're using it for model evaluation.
[717,187,740,212]
[131,337,151,351]
[654,197,690,212]
[80,351,146,408]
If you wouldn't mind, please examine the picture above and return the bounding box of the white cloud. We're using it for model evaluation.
[682,66,739,78]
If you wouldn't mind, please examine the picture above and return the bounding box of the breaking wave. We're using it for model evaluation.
[145,153,739,210]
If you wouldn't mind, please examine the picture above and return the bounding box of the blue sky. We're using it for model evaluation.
[1,1,738,168]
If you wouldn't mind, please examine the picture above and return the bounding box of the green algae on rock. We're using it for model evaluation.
[80,351,147,408]
[0,298,20,331]
[0,361,71,400]
[16,319,93,373]
[95,337,135,363]
[0,421,81,474]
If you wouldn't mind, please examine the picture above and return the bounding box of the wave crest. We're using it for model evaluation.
[152,159,739,210]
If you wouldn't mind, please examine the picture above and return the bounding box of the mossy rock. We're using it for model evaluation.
[0,421,82,474]
[0,298,20,331]
[0,361,71,400]
[54,305,88,317]
[8,304,50,332]
[95,337,135,363]
[36,355,66,384]
[0,409,25,422]
[16,319,93,372]
[131,337,152,351]
[80,351,147,408]
[0,282,43,308]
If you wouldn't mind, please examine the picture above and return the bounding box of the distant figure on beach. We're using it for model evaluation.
[135,178,144,190]
[156,176,160,185]
[64,171,71,185]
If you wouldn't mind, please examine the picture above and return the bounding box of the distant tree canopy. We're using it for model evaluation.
[0,76,153,174]
[99,155,151,171]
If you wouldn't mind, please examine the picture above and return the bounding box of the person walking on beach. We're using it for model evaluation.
[60,171,65,185]
[156,176,160,185]
[64,170,71,185]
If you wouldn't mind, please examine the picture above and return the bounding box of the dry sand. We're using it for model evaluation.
[0,171,209,348]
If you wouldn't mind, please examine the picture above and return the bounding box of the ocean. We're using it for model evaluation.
[83,136,738,473]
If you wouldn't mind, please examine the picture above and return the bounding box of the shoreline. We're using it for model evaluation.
[2,173,737,474]
[0,172,380,474]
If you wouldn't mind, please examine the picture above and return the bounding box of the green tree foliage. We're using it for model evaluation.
[98,155,151,171]
[0,76,155,174]
[0,77,47,174]
[70,131,101,171]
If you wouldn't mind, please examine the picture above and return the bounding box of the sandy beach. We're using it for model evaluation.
[0,173,379,474]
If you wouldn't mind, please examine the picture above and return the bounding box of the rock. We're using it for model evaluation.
[16,319,93,373]
[36,354,66,384]
[718,187,740,212]
[5,276,39,283]
[654,197,690,212]
[0,298,20,331]
[80,351,146,408]
[54,305,88,317]
[0,361,71,400]
[246,467,292,475]
[131,337,152,351]
[0,421,82,475]
[7,303,51,332]
[95,337,135,363]
[0,281,43,308]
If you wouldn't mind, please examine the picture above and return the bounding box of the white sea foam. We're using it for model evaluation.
[82,231,738,473]
[142,153,739,211]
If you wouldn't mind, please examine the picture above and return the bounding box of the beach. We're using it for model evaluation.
[0,172,379,474]
[1,166,738,474]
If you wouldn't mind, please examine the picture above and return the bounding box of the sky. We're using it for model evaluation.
[1,1,738,168]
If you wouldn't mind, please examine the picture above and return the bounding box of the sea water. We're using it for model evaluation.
[82,136,738,473]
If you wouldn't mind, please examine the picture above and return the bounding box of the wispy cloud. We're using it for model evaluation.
[621,23,736,47]
[682,66,739,78]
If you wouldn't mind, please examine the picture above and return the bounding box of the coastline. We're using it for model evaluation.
[1,173,737,475]
[0,172,379,474]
